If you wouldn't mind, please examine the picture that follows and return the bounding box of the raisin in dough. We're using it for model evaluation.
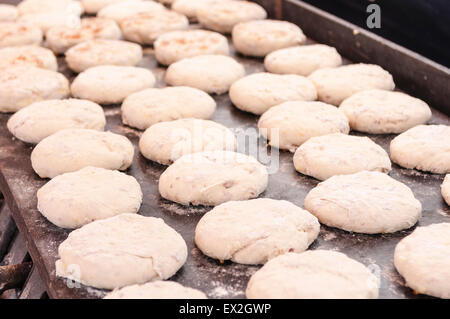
[104,281,207,299]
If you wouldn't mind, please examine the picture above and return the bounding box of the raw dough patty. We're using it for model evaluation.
[0,22,42,48]
[82,0,140,14]
[7,99,105,144]
[0,4,18,22]
[97,0,166,23]
[56,214,187,289]
[165,55,245,94]
[197,0,267,33]
[293,133,391,180]
[246,250,379,299]
[154,30,229,66]
[71,65,155,104]
[394,223,450,299]
[0,45,57,71]
[304,171,422,234]
[18,12,81,33]
[390,125,450,174]
[0,66,69,113]
[264,44,342,76]
[339,89,432,134]
[139,119,237,165]
[172,0,217,21]
[258,101,349,152]
[442,175,450,206]
[232,19,305,57]
[122,86,216,130]
[17,0,83,16]
[195,198,320,264]
[65,39,143,73]
[37,167,142,229]
[159,151,268,206]
[31,128,134,178]
[104,281,207,299]
[308,63,395,105]
[230,72,317,115]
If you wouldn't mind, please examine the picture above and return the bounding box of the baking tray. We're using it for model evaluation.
[0,0,449,299]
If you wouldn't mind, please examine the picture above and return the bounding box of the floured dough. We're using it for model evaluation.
[293,133,391,180]
[232,19,305,57]
[308,63,395,105]
[82,0,140,14]
[159,151,268,206]
[229,72,317,115]
[154,29,229,66]
[71,65,155,104]
[38,167,142,229]
[197,0,267,33]
[165,55,245,94]
[258,101,349,152]
[31,128,134,178]
[46,18,122,54]
[172,0,218,21]
[340,89,432,134]
[97,0,166,23]
[56,214,187,289]
[442,175,450,206]
[7,99,105,144]
[264,44,342,76]
[104,281,207,299]
[139,119,237,165]
[65,39,143,73]
[394,223,450,299]
[0,4,18,22]
[390,125,450,174]
[304,171,422,234]
[122,86,216,130]
[0,66,69,113]
[18,12,81,33]
[246,250,379,299]
[0,22,42,48]
[195,198,320,264]
[0,45,57,71]
[17,0,83,16]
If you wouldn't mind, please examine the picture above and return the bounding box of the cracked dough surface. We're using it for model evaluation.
[56,213,187,289]
[31,128,134,178]
[394,223,450,299]
[442,175,450,206]
[390,124,450,174]
[293,133,391,180]
[246,250,379,299]
[195,198,320,264]
[304,171,422,234]
[104,281,207,299]
[159,151,268,206]
[0,45,57,71]
[37,167,142,229]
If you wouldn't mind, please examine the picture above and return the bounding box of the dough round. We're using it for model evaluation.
[0,66,69,113]
[0,4,18,22]
[0,22,42,48]
[154,29,229,66]
[390,125,450,174]
[442,175,450,206]
[97,0,166,23]
[46,17,122,54]
[65,39,143,73]
[264,44,342,76]
[17,0,83,16]
[104,281,207,299]
[304,171,422,234]
[71,65,155,104]
[0,45,57,71]
[7,99,106,144]
[246,250,379,299]
[139,119,237,165]
[165,55,245,94]
[31,128,134,178]
[172,0,216,21]
[232,20,305,57]
[56,213,188,289]
[339,89,432,134]
[159,151,268,206]
[308,63,395,105]
[120,11,188,45]
[197,0,267,33]
[82,0,138,14]
[195,198,320,265]
[258,101,349,152]
[122,86,216,130]
[18,12,81,33]
[38,167,142,229]
[293,133,391,180]
[394,223,450,299]
[230,72,317,115]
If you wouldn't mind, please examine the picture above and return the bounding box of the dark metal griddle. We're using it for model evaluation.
[0,0,449,299]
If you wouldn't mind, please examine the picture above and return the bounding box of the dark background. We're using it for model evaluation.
[302,0,450,67]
